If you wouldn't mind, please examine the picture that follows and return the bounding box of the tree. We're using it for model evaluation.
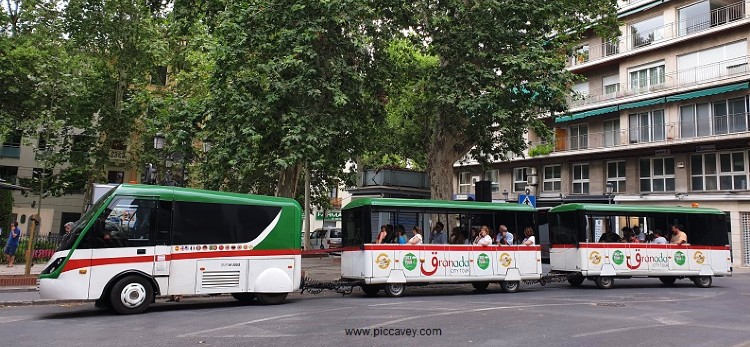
[376,1,619,199]
[0,190,12,235]
[204,0,384,198]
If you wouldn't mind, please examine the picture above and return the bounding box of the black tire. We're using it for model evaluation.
[693,276,712,288]
[384,283,405,297]
[256,293,289,305]
[109,275,154,315]
[594,276,614,289]
[361,284,381,297]
[500,281,520,293]
[472,282,490,291]
[567,274,585,286]
[659,277,677,285]
[231,292,257,303]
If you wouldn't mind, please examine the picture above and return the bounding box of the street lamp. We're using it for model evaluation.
[202,139,212,154]
[502,189,509,201]
[153,132,165,150]
[605,182,615,204]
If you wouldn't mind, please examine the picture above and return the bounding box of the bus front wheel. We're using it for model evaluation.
[109,275,153,315]
[361,284,381,297]
[256,293,288,305]
[594,276,614,289]
[500,281,520,293]
[384,283,404,297]
[692,276,712,288]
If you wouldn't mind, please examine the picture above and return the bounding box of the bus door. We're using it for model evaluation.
[153,200,172,278]
[88,196,159,299]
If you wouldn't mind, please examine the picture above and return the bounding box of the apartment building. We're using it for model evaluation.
[0,132,137,238]
[454,0,750,266]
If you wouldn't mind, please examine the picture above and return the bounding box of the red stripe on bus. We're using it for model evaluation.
[551,243,729,250]
[363,244,541,252]
[60,249,301,273]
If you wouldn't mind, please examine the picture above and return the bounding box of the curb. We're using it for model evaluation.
[0,299,87,307]
[0,276,38,287]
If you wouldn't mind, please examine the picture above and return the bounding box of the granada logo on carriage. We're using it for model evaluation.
[414,252,472,276]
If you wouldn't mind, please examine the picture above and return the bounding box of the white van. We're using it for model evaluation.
[310,227,342,249]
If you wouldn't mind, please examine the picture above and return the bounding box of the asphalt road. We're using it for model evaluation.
[1,273,749,347]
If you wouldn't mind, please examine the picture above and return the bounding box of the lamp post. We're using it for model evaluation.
[605,182,615,204]
[502,189,509,201]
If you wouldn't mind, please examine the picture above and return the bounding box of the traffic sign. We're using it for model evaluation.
[518,194,536,208]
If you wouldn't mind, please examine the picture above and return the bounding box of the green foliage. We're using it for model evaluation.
[528,143,554,157]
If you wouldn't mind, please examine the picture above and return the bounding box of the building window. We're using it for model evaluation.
[629,62,665,93]
[458,172,473,194]
[571,82,590,101]
[714,97,748,134]
[543,165,562,192]
[629,110,665,143]
[571,163,589,194]
[607,161,626,193]
[639,157,675,192]
[676,40,747,85]
[679,0,746,37]
[0,130,22,158]
[603,75,620,99]
[630,15,664,48]
[107,171,125,184]
[513,168,528,192]
[0,166,19,185]
[574,44,589,65]
[485,169,500,193]
[603,38,619,56]
[603,119,621,147]
[569,124,588,150]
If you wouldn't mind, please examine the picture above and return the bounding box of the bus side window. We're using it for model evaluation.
[156,200,172,245]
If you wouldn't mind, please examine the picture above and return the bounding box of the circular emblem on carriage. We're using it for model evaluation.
[375,253,391,269]
[692,251,705,264]
[499,253,512,268]
[589,251,603,265]
[477,253,490,270]
[611,250,624,265]
[674,251,687,266]
[403,253,418,271]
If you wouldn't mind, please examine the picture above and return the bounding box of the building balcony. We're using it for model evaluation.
[568,0,749,69]
[530,113,750,157]
[568,55,749,110]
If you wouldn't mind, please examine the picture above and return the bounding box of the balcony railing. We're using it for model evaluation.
[569,55,749,108]
[568,1,748,67]
[533,112,750,154]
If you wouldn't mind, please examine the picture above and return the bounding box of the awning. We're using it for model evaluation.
[665,82,750,102]
[555,105,619,123]
[618,0,665,18]
[618,97,665,110]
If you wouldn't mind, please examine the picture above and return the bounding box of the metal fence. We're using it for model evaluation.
[0,234,64,264]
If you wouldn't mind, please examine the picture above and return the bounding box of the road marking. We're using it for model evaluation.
[573,324,658,337]
[0,316,30,324]
[367,301,421,307]
[177,306,355,337]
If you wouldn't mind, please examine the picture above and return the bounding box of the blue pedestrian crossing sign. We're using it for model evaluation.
[518,194,536,208]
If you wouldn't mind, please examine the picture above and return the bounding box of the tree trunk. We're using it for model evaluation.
[426,123,469,201]
[276,162,302,198]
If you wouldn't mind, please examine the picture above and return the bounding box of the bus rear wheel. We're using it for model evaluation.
[109,275,153,315]
[659,277,677,285]
[231,293,256,303]
[361,284,381,297]
[594,276,614,289]
[256,293,288,305]
[500,281,520,293]
[384,283,405,297]
[567,274,585,286]
[472,282,490,291]
[692,276,712,288]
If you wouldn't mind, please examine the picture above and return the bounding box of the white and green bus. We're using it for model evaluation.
[341,198,542,297]
[39,184,302,314]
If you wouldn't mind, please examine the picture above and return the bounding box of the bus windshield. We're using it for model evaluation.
[57,188,116,251]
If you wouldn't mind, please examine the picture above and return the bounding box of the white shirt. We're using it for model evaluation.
[476,235,493,246]
[652,236,667,244]
[408,234,423,245]
[522,236,536,245]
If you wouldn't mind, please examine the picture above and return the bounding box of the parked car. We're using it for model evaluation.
[309,227,342,249]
